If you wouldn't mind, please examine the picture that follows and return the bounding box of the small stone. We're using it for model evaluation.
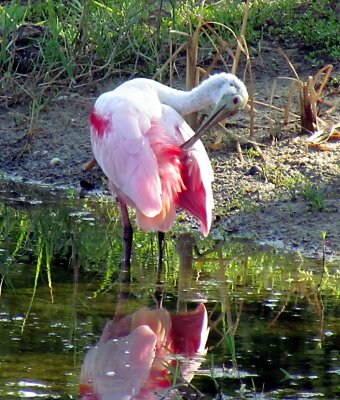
[248,165,263,175]
[50,157,63,166]
[32,150,48,158]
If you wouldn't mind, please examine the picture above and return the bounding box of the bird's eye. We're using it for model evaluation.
[233,97,239,105]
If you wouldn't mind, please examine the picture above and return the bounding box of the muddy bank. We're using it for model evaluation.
[1,60,339,260]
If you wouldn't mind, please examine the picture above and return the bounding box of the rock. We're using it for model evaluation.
[50,157,63,166]
[248,165,263,176]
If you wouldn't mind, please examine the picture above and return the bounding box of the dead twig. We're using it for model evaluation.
[278,48,338,148]
[168,5,252,148]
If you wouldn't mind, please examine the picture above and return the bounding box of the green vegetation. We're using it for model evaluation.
[301,181,327,211]
[260,166,333,211]
[0,0,338,92]
[1,185,338,294]
[0,186,180,295]
[251,0,339,58]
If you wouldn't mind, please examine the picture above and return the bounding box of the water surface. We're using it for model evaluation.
[0,182,339,399]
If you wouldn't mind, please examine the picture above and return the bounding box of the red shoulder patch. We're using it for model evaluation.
[90,109,110,137]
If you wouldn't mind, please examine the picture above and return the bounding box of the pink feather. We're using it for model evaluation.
[91,91,214,236]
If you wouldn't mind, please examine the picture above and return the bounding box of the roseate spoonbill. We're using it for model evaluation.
[80,303,209,399]
[90,73,248,272]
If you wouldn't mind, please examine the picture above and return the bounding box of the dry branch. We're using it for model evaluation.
[278,48,338,148]
[167,6,254,155]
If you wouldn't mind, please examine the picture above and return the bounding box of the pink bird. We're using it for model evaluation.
[90,73,248,272]
[79,303,209,399]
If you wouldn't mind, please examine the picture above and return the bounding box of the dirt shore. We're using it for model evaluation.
[1,54,339,260]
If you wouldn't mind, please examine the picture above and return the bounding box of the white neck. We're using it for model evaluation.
[154,75,225,115]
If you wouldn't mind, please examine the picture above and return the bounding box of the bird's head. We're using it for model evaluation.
[181,73,248,150]
[205,73,249,129]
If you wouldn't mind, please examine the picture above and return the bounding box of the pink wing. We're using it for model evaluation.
[176,122,214,236]
[159,106,214,236]
[170,303,209,355]
[79,325,157,400]
[91,93,163,218]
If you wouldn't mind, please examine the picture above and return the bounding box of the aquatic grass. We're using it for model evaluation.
[208,354,223,397]
[0,206,31,290]
[194,239,339,297]
[1,193,339,398]
[21,235,46,332]
[208,252,240,372]
[0,193,119,278]
[1,191,339,304]
[319,230,328,288]
[19,209,71,331]
[0,191,177,297]
[11,214,31,259]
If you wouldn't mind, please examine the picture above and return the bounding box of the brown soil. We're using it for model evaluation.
[1,50,339,260]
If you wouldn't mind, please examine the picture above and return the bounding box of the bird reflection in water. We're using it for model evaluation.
[80,234,209,400]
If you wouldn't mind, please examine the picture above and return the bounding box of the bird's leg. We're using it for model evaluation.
[155,231,165,308]
[157,231,165,281]
[117,198,133,282]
